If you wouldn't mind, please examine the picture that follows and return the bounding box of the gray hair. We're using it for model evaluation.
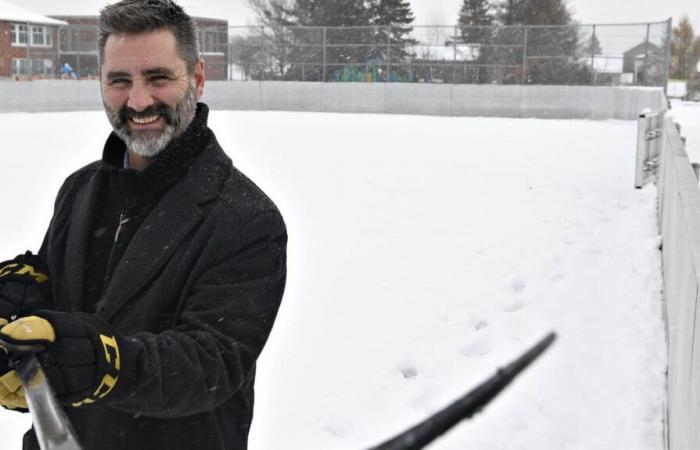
[98,0,199,75]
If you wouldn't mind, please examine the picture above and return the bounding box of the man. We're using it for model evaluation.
[0,1,287,449]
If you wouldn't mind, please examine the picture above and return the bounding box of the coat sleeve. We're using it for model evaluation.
[107,210,287,418]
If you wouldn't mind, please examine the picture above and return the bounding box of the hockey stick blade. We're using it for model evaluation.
[369,331,557,450]
[12,353,83,450]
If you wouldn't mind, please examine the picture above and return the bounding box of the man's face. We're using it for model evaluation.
[100,29,205,158]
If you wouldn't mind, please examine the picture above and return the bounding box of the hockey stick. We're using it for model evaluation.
[0,339,83,450]
[369,332,557,450]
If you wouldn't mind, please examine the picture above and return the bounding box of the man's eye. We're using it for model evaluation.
[110,79,131,87]
[150,76,170,84]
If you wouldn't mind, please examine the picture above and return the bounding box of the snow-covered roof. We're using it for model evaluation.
[0,0,68,26]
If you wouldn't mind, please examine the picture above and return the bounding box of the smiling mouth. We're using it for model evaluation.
[130,115,162,125]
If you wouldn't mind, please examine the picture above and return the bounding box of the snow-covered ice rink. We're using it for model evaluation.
[0,109,668,449]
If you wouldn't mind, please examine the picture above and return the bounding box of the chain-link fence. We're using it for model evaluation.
[1,20,671,87]
[226,21,671,86]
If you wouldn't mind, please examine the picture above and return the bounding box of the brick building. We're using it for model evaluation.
[0,0,230,81]
[0,0,67,79]
[50,15,230,80]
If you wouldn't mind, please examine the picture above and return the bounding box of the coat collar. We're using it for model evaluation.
[64,104,232,319]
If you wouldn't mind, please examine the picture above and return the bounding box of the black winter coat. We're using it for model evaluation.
[25,107,287,450]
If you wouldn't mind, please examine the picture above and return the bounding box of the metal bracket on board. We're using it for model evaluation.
[635,110,665,189]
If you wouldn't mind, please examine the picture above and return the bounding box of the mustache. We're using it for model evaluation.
[117,103,177,126]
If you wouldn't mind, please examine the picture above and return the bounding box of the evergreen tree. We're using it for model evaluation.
[457,0,494,44]
[370,0,416,73]
[495,0,590,84]
[583,33,603,56]
[497,0,571,25]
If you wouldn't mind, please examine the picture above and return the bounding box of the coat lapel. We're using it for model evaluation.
[97,183,202,321]
[64,171,105,313]
[97,141,231,321]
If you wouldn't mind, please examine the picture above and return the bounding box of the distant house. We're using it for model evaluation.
[0,0,67,79]
[622,42,663,84]
[50,15,230,80]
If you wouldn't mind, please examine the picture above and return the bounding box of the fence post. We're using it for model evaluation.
[227,27,231,81]
[26,22,32,78]
[521,27,528,84]
[387,25,391,82]
[662,17,673,92]
[76,28,81,78]
[259,26,265,80]
[452,25,458,83]
[590,25,597,85]
[642,23,651,86]
[323,26,327,82]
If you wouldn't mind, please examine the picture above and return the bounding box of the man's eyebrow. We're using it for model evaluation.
[105,71,132,80]
[142,67,176,77]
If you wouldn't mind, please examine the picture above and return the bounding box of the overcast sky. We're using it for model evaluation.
[21,0,700,30]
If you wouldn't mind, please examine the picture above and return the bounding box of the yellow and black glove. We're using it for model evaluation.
[0,252,52,322]
[0,317,27,410]
[0,311,133,408]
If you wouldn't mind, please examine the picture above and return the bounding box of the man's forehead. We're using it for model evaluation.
[103,29,185,70]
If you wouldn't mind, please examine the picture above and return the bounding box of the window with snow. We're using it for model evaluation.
[11,24,28,46]
[31,26,52,47]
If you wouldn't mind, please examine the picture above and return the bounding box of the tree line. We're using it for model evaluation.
[671,16,700,97]
[233,0,658,85]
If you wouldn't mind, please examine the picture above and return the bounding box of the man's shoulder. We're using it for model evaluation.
[216,163,283,226]
[64,160,101,182]
[194,136,283,226]
[57,160,102,198]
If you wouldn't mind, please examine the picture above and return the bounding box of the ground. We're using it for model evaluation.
[0,109,670,449]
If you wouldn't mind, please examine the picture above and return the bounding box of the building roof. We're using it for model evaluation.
[0,0,68,26]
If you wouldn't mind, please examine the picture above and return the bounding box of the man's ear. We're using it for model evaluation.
[194,58,205,100]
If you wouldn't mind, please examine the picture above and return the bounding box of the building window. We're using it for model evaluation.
[12,58,54,76]
[11,24,52,47]
[11,24,28,46]
[31,26,52,47]
[198,28,224,54]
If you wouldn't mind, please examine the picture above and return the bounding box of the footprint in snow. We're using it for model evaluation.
[505,301,526,313]
[461,340,492,358]
[508,278,526,294]
[398,364,418,380]
[549,273,566,282]
[474,319,489,331]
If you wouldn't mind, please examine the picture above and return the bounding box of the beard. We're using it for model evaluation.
[103,84,197,158]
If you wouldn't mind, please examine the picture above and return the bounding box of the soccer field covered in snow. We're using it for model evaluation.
[0,110,667,449]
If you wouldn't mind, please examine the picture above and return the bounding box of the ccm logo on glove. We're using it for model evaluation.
[0,263,48,284]
[0,312,124,408]
[73,334,121,407]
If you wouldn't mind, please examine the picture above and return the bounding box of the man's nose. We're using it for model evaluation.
[126,80,154,112]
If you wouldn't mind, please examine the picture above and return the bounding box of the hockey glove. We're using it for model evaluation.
[0,318,10,375]
[0,252,51,321]
[0,311,134,408]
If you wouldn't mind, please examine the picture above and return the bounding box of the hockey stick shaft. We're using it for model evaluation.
[0,338,83,450]
[369,332,557,450]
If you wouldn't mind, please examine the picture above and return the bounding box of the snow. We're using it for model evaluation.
[669,99,700,164]
[0,0,68,26]
[0,110,666,449]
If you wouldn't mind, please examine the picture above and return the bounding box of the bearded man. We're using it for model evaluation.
[0,1,287,449]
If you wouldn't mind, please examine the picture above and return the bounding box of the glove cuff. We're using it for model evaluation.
[0,252,52,319]
[0,252,49,287]
[33,310,140,408]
